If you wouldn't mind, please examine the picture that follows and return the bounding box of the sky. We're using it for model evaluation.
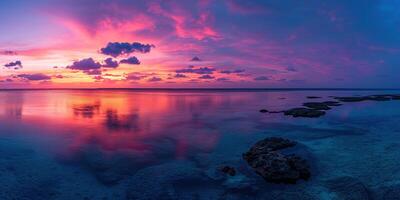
[1,0,400,88]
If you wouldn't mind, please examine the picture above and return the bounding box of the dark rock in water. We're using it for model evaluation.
[334,96,366,102]
[220,166,236,176]
[284,108,325,118]
[334,94,394,102]
[246,137,296,152]
[306,96,321,99]
[243,137,310,184]
[391,95,400,100]
[366,95,392,101]
[259,109,268,113]
[325,176,370,200]
[303,102,331,110]
[322,101,342,106]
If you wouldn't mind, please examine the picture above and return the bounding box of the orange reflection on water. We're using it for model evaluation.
[0,90,263,160]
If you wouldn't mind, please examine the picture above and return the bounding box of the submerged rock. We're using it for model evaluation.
[334,94,395,102]
[259,109,269,113]
[302,102,331,110]
[325,176,370,200]
[243,137,310,184]
[220,166,236,176]
[246,137,296,152]
[284,108,325,118]
[334,96,367,102]
[306,96,321,99]
[322,101,342,106]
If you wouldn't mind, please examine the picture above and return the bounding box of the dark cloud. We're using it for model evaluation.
[176,67,216,74]
[220,69,245,74]
[199,74,215,79]
[4,60,22,69]
[126,72,147,80]
[286,66,297,72]
[148,77,162,82]
[0,78,13,83]
[191,56,201,61]
[17,73,51,81]
[67,58,101,70]
[0,50,17,55]
[100,42,155,57]
[54,75,64,79]
[174,73,187,78]
[254,76,269,81]
[84,69,102,75]
[217,77,230,81]
[120,56,140,65]
[102,58,119,68]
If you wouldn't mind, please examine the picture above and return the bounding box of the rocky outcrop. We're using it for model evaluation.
[284,108,326,118]
[243,137,310,184]
[334,94,397,102]
[302,102,331,110]
[306,96,321,99]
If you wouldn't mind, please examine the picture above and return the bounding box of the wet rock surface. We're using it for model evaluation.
[243,137,310,184]
[302,102,331,110]
[334,94,398,102]
[284,108,326,118]
[306,96,321,99]
[220,166,236,176]
[261,94,400,118]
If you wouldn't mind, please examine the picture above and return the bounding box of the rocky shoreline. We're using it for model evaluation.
[260,94,400,118]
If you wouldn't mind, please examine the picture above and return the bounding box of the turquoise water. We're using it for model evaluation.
[0,90,399,199]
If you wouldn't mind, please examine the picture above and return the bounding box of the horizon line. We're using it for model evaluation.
[1,87,400,91]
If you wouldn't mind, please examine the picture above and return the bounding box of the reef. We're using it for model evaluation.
[260,94,400,118]
[243,137,310,184]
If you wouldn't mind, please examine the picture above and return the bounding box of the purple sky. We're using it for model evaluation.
[1,0,400,88]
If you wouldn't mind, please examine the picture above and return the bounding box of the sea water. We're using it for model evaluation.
[0,89,399,199]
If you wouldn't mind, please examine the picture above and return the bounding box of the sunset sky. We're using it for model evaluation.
[1,0,400,88]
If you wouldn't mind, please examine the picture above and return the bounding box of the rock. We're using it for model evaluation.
[284,108,325,118]
[253,137,297,152]
[334,95,393,102]
[391,95,400,100]
[334,96,367,102]
[307,96,321,99]
[302,102,331,110]
[322,101,342,106]
[325,176,370,200]
[243,137,310,184]
[366,95,392,101]
[259,109,269,113]
[220,166,236,176]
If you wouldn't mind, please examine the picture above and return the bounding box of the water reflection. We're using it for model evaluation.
[73,103,100,118]
[0,90,393,185]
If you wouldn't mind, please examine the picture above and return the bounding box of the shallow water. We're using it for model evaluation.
[0,89,400,199]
